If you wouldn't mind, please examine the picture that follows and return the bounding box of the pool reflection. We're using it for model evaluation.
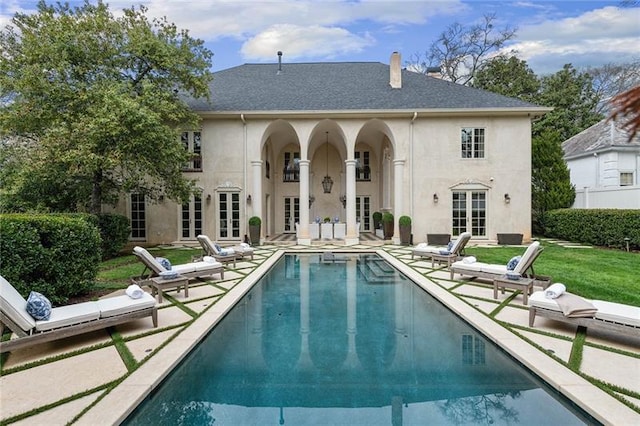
[125,254,591,425]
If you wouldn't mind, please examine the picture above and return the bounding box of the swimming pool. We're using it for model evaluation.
[124,253,594,425]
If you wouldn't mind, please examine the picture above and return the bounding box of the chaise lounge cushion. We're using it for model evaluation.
[592,300,640,327]
[97,293,156,318]
[35,302,101,332]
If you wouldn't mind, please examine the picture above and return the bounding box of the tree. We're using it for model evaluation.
[0,1,213,214]
[410,13,517,85]
[472,55,539,102]
[533,64,603,140]
[531,130,575,235]
[584,59,640,114]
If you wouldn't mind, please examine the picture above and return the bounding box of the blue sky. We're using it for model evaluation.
[1,0,639,75]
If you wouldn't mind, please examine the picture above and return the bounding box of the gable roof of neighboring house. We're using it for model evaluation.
[186,61,547,113]
[562,118,640,159]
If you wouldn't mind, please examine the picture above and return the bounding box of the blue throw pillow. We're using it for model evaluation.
[155,257,172,270]
[26,291,52,321]
[447,241,454,251]
[506,255,521,271]
[439,250,451,255]
[214,244,223,253]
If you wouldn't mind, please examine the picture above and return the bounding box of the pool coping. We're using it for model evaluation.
[76,248,638,425]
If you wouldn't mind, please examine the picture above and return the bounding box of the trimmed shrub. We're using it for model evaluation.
[0,214,101,303]
[544,209,640,250]
[399,215,411,226]
[97,213,131,259]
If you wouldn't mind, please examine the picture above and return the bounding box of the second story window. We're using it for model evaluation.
[461,128,485,159]
[181,131,202,171]
[355,151,371,181]
[283,152,300,182]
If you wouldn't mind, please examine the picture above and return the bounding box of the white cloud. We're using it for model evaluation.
[117,0,465,41]
[506,6,640,74]
[241,24,375,61]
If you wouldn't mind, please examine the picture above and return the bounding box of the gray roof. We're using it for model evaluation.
[562,119,640,158]
[186,61,542,112]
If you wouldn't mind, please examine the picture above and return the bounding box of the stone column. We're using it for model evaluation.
[345,159,358,245]
[298,160,311,245]
[393,159,405,244]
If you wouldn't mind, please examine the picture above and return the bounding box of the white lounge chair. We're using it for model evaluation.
[528,290,640,338]
[411,232,471,265]
[450,241,544,282]
[196,234,254,262]
[196,235,239,267]
[132,246,224,282]
[0,275,157,353]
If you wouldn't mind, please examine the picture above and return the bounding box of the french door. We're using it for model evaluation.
[355,196,371,231]
[283,197,300,233]
[217,192,240,241]
[181,195,202,240]
[452,191,486,237]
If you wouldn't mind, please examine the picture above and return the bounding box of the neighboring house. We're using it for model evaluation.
[562,118,640,209]
[106,52,548,245]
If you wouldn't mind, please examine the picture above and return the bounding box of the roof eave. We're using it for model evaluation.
[196,107,551,120]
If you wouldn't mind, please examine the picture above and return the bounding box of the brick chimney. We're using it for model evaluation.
[390,51,402,89]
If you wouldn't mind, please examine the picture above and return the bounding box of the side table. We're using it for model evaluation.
[150,275,189,303]
[493,276,534,305]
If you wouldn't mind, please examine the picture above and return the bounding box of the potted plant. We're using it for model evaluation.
[382,212,394,239]
[248,216,261,246]
[372,211,382,230]
[399,215,411,245]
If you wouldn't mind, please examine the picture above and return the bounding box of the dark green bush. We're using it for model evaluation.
[399,215,411,226]
[544,209,640,250]
[97,213,131,259]
[382,212,394,223]
[0,214,101,303]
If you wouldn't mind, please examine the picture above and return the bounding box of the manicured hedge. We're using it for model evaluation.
[544,209,640,250]
[0,214,101,303]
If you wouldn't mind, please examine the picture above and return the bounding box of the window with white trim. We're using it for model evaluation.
[461,128,485,159]
[355,151,371,181]
[181,131,202,171]
[283,152,300,182]
[620,171,633,186]
[130,194,146,239]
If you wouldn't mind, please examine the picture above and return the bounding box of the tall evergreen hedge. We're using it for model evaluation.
[544,209,640,250]
[0,214,101,303]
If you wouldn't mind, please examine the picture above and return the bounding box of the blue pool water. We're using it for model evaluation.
[125,253,595,425]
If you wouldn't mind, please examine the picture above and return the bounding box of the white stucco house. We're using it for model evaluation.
[108,52,549,246]
[562,118,640,209]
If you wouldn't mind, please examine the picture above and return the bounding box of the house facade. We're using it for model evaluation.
[108,53,548,246]
[562,118,640,209]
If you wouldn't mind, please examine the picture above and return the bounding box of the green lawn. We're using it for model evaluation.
[96,242,639,307]
[463,242,639,306]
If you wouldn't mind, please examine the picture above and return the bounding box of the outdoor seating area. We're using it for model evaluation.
[0,275,157,354]
[0,240,638,425]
